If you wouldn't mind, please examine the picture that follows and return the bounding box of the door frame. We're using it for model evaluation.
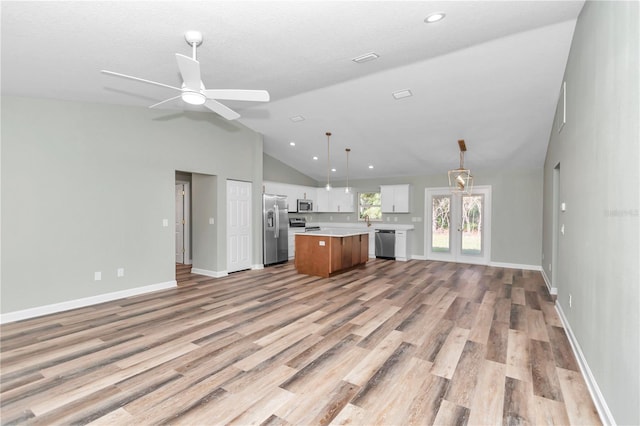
[424,186,492,265]
[176,181,191,265]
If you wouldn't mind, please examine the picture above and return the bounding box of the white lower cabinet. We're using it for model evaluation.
[395,230,411,261]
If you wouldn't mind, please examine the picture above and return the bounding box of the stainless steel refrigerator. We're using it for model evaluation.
[263,194,288,266]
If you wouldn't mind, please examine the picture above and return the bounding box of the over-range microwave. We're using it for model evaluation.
[297,199,313,212]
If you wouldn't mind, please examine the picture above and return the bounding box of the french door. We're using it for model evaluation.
[425,186,491,265]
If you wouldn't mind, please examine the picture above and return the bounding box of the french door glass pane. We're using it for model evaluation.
[432,195,451,252]
[461,195,483,254]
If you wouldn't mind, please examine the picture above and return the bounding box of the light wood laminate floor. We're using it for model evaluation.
[1,259,600,425]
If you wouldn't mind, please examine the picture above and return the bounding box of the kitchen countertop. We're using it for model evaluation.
[311,222,415,231]
[296,228,370,237]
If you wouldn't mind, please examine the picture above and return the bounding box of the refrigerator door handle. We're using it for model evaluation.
[274,204,279,238]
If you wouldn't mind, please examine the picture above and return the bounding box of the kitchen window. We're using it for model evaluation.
[359,192,382,221]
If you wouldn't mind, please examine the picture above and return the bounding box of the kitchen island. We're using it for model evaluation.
[295,229,369,278]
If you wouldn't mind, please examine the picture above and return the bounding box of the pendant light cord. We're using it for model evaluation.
[326,132,332,189]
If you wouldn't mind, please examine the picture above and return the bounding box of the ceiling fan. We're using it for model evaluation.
[101,31,269,120]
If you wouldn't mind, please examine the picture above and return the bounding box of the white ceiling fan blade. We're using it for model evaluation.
[203,89,270,102]
[149,95,182,109]
[101,70,181,91]
[175,53,201,90]
[204,99,240,120]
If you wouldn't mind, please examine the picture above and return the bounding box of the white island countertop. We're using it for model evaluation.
[297,228,370,237]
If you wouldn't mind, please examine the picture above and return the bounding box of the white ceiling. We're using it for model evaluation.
[1,1,583,182]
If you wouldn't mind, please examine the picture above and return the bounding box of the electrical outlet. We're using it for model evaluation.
[117,268,124,278]
[162,219,169,227]
[549,263,552,271]
[209,217,215,225]
[94,271,101,281]
[347,216,350,221]
[394,217,398,222]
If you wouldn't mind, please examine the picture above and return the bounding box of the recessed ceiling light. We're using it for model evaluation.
[352,52,380,64]
[331,168,337,172]
[368,165,374,169]
[424,12,446,23]
[289,141,296,146]
[313,156,318,160]
[289,115,305,122]
[392,89,413,100]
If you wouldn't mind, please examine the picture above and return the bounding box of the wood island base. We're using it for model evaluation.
[295,231,368,278]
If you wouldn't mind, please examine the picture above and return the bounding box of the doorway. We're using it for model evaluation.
[425,186,492,265]
[551,163,560,290]
[175,181,191,264]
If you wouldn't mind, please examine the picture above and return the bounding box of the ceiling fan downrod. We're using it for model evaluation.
[184,30,203,61]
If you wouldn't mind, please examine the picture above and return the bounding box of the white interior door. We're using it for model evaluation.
[425,186,491,265]
[227,179,252,272]
[175,184,185,264]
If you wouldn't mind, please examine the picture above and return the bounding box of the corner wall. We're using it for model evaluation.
[542,2,639,424]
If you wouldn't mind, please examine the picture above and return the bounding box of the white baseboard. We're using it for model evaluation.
[0,280,177,324]
[555,302,615,426]
[252,264,264,270]
[411,254,428,260]
[540,268,558,295]
[488,261,541,271]
[191,268,228,278]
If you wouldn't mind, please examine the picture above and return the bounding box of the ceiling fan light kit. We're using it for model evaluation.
[448,139,474,195]
[101,30,269,120]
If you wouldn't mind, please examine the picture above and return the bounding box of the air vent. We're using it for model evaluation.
[352,52,379,63]
[392,89,413,100]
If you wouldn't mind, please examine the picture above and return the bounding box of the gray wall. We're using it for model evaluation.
[542,1,639,424]
[1,96,264,313]
[263,153,318,187]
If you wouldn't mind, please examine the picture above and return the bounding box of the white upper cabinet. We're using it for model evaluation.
[315,188,329,212]
[264,181,320,213]
[381,184,410,213]
[316,188,354,212]
[263,181,354,213]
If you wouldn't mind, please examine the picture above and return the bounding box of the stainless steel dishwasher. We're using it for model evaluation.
[375,229,396,259]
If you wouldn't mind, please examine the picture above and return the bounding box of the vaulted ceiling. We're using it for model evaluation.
[1,1,584,181]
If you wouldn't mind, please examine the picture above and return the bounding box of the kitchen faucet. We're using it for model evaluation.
[364,215,371,227]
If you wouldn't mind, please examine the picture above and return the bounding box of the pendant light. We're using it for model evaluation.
[448,139,473,195]
[344,148,351,194]
[325,132,332,191]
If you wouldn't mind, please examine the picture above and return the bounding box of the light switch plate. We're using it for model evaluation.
[561,202,566,211]
[94,271,101,281]
[162,219,169,227]
[117,268,124,277]
[209,217,215,225]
